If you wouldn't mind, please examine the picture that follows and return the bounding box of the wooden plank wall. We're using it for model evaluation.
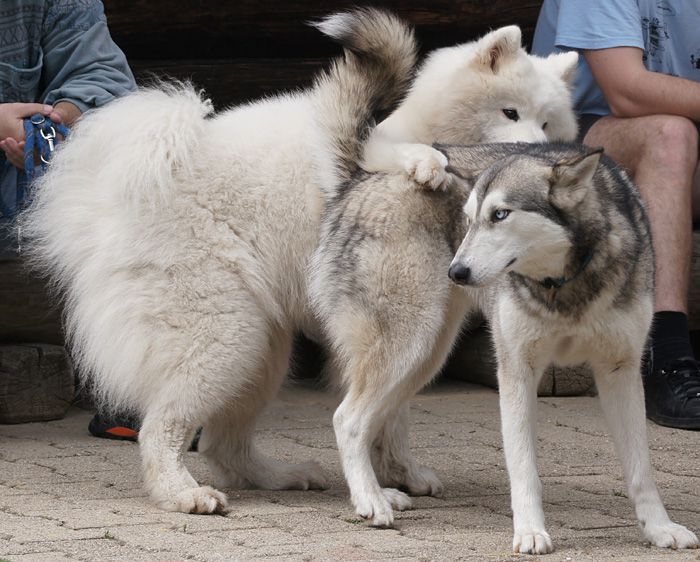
[104,1,544,108]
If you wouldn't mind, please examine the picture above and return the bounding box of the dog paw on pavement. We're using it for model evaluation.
[512,529,553,554]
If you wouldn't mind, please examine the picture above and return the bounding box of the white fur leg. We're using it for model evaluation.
[201,420,328,492]
[334,395,412,528]
[361,132,449,190]
[397,143,450,190]
[374,403,443,497]
[199,333,327,492]
[593,360,699,549]
[139,412,228,514]
[497,359,551,554]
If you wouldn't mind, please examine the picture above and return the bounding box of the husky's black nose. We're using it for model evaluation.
[448,263,471,285]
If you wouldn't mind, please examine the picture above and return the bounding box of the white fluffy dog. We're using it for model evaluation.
[361,25,579,186]
[21,9,416,513]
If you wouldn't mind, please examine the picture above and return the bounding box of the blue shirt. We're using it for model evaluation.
[532,0,700,116]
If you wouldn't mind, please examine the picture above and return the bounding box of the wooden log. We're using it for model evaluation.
[0,258,63,345]
[0,344,73,423]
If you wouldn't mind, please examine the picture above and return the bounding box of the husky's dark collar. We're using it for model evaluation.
[540,250,594,290]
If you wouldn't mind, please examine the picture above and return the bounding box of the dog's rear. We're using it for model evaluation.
[20,84,213,412]
[21,8,417,514]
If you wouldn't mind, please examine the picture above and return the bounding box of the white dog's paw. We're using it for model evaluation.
[400,145,450,190]
[252,459,328,491]
[643,521,699,549]
[157,485,228,514]
[383,487,412,511]
[354,487,412,527]
[404,465,444,497]
[285,460,328,491]
[513,530,553,554]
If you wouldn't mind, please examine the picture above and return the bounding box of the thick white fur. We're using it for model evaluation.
[22,7,418,514]
[362,25,579,187]
[25,87,332,512]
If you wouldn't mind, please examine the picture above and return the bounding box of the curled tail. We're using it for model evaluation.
[312,8,417,188]
[22,81,212,279]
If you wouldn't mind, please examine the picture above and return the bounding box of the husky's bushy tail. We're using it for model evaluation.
[312,8,417,186]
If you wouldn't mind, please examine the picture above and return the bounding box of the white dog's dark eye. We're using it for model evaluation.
[502,108,519,121]
[542,121,548,130]
[492,209,510,221]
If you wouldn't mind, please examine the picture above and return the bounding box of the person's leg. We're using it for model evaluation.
[585,114,696,313]
[692,155,700,222]
[584,114,700,429]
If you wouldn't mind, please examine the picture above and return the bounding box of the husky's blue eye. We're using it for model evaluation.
[502,108,519,121]
[492,209,510,221]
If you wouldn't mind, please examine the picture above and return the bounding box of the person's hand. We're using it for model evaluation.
[0,103,62,169]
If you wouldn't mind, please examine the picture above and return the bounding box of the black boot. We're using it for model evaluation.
[645,357,700,430]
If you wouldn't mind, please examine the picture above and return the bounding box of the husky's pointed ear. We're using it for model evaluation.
[547,51,579,85]
[549,148,603,209]
[473,25,522,73]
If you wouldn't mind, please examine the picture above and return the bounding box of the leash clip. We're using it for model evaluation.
[39,125,57,162]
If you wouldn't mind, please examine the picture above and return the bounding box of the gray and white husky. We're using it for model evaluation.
[21,8,417,514]
[311,142,699,552]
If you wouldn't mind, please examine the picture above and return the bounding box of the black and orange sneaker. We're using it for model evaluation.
[88,413,202,450]
[88,412,140,441]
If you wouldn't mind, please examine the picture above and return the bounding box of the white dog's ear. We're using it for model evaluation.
[546,51,579,84]
[473,25,522,73]
[549,148,603,209]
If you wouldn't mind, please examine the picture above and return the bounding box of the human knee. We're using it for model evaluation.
[649,115,698,165]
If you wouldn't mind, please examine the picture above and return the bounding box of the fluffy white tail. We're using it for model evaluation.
[19,83,211,410]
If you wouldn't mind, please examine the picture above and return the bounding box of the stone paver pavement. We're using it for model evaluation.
[1,381,699,561]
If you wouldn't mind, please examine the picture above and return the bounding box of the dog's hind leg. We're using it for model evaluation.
[333,290,470,526]
[137,305,288,514]
[139,405,228,514]
[334,379,414,528]
[591,349,699,549]
[198,325,327,492]
[372,401,443,497]
[372,295,472,497]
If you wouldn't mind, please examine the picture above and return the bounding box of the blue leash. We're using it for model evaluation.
[9,114,70,255]
[23,113,70,183]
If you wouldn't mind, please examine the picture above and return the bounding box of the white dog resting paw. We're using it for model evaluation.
[353,487,412,527]
[398,144,450,190]
[156,485,229,515]
[513,529,553,555]
[643,521,699,549]
[401,465,444,497]
[258,460,329,491]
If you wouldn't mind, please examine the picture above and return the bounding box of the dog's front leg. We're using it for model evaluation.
[593,357,699,549]
[496,352,553,554]
[361,131,449,190]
